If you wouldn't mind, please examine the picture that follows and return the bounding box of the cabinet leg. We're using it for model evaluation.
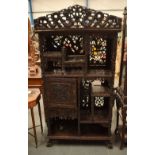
[46,140,53,147]
[107,141,113,149]
[120,133,125,149]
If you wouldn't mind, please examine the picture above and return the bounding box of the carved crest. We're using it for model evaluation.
[34,5,122,30]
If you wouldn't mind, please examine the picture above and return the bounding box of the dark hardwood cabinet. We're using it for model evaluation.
[34,5,122,148]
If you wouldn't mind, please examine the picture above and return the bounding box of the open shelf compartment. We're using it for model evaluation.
[80,123,111,140]
[49,119,78,139]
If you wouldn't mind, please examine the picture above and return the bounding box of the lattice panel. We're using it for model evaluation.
[63,35,84,54]
[34,5,122,30]
[81,79,106,108]
[89,37,107,66]
[46,35,84,55]
[46,35,63,51]
[81,79,91,108]
[95,97,104,107]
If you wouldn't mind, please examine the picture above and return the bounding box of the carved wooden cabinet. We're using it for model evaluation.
[34,5,122,148]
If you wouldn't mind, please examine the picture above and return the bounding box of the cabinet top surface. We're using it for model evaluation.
[44,70,113,78]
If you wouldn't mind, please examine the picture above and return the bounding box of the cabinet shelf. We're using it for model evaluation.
[87,70,113,78]
[93,114,109,124]
[80,110,110,124]
[91,85,112,97]
[44,69,113,78]
[43,51,62,59]
[80,124,110,140]
[49,129,77,140]
[49,119,78,139]
[48,134,111,141]
[48,122,112,141]
[64,58,85,65]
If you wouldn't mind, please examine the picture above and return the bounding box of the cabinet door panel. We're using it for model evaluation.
[44,78,77,109]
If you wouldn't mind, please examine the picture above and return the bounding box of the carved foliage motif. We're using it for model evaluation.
[46,35,63,51]
[46,35,84,55]
[50,84,70,103]
[44,78,77,110]
[63,35,84,54]
[81,79,91,108]
[46,82,76,106]
[95,97,104,107]
[48,108,77,119]
[89,37,107,66]
[34,5,121,29]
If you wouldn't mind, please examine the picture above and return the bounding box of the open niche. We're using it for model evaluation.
[41,33,114,74]
[80,79,111,124]
[89,36,113,70]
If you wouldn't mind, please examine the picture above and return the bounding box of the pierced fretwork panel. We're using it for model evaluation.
[63,35,84,55]
[44,78,77,109]
[89,37,108,66]
[34,5,122,29]
[80,79,91,109]
[46,35,63,51]
[46,35,84,55]
[95,97,104,107]
[80,79,108,109]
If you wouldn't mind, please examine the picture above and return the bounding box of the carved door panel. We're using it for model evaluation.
[44,78,77,109]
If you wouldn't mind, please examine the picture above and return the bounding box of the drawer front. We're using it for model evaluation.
[44,78,77,109]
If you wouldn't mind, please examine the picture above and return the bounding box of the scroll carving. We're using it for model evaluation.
[48,108,77,119]
[34,5,122,30]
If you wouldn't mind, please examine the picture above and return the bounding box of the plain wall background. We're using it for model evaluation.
[29,0,127,19]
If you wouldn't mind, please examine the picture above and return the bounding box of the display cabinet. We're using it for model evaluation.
[34,5,122,148]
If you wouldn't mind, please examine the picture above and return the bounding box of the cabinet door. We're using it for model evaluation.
[44,78,77,109]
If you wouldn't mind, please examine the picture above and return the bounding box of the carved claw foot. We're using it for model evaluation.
[107,142,113,149]
[46,140,53,147]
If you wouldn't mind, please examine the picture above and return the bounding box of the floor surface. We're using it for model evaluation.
[28,97,127,155]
